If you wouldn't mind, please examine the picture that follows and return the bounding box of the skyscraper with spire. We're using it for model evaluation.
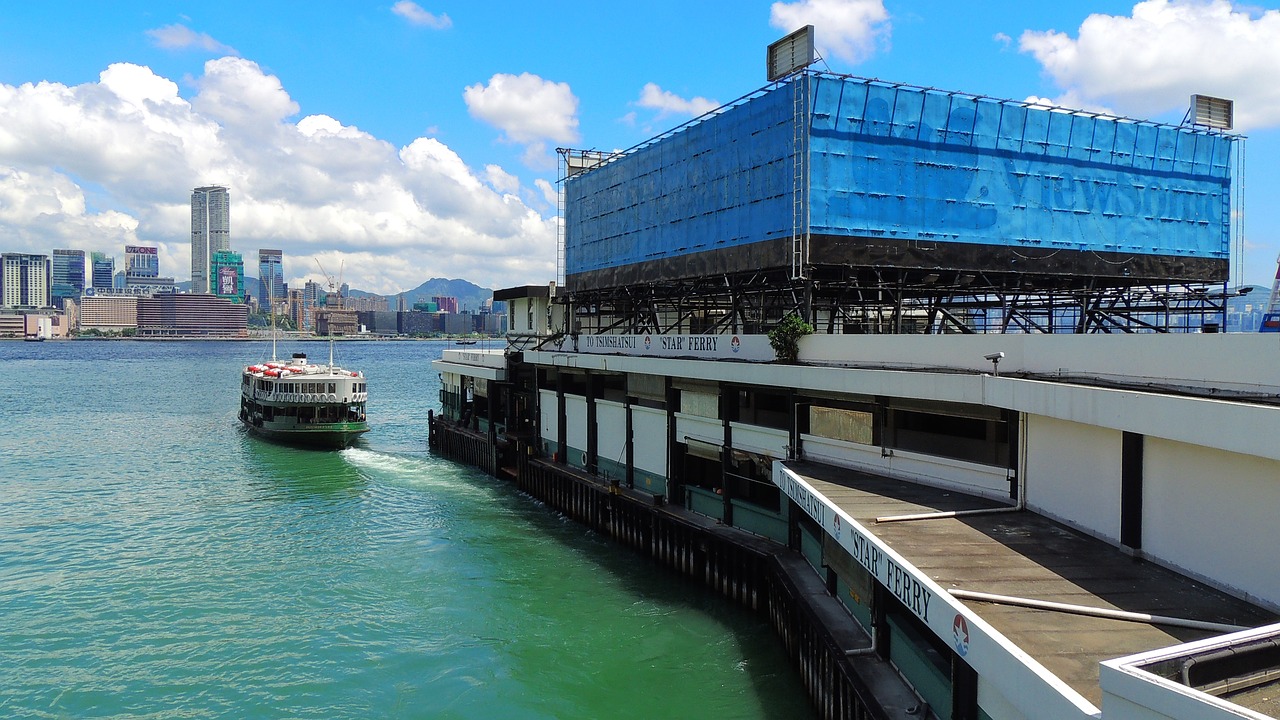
[190,186,230,293]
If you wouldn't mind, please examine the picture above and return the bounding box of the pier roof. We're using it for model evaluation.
[786,461,1279,713]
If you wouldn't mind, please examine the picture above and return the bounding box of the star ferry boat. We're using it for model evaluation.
[239,353,368,448]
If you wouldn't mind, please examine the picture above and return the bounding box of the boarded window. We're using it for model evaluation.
[810,406,874,445]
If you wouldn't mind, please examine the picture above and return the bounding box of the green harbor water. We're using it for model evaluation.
[0,339,813,719]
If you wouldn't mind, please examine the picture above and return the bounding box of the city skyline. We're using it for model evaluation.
[0,2,1279,292]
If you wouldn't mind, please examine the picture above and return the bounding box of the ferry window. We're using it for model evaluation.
[681,445,721,493]
[735,389,789,430]
[328,383,336,394]
[726,450,780,511]
[888,409,1010,467]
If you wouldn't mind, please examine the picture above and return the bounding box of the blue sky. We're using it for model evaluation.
[1,0,1278,296]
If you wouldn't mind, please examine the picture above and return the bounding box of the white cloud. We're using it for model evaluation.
[636,83,719,119]
[534,178,557,208]
[769,0,890,65]
[391,1,452,29]
[1019,0,1280,129]
[0,60,556,293]
[145,24,238,55]
[463,72,580,165]
[993,32,1013,49]
[485,165,520,194]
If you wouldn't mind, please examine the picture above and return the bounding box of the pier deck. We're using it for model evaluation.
[788,461,1279,709]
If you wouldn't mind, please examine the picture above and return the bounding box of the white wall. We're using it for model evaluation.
[539,388,558,447]
[801,434,1011,501]
[676,412,721,447]
[1023,415,1123,543]
[632,405,668,478]
[1144,438,1280,606]
[565,394,588,463]
[803,333,1280,398]
[596,399,627,468]
[729,422,788,457]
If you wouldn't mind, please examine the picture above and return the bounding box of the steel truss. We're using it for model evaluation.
[562,268,1231,336]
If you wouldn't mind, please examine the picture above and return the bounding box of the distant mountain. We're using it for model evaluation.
[349,277,496,313]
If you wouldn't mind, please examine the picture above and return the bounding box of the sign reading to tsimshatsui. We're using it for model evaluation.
[574,334,774,362]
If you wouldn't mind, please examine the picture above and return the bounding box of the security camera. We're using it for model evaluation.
[984,352,1005,361]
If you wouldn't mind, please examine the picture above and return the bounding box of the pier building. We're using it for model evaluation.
[430,41,1280,720]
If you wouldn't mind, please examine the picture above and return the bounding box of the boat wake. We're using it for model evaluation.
[339,447,496,499]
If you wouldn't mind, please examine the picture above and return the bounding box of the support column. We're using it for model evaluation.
[721,382,734,526]
[556,372,567,464]
[625,399,635,489]
[586,373,599,475]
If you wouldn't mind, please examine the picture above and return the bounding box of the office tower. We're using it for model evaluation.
[191,186,230,294]
[1,253,52,308]
[90,252,114,291]
[258,249,284,305]
[121,245,175,295]
[51,248,86,307]
[210,250,245,303]
[125,245,159,278]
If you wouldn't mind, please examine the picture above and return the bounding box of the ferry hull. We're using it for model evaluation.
[241,416,369,449]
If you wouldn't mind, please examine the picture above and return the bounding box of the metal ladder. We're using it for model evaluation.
[790,73,809,281]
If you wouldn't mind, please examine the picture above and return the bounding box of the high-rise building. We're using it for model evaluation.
[125,245,159,278]
[191,185,230,294]
[258,249,284,305]
[51,249,86,307]
[211,250,245,303]
[122,244,175,295]
[89,252,114,291]
[1,253,52,308]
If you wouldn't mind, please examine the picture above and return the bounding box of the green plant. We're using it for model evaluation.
[768,314,814,363]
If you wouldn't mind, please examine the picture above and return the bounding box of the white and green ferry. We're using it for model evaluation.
[240,352,368,448]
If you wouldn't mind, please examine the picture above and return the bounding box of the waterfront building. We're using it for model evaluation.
[399,309,443,335]
[78,294,138,332]
[432,296,459,314]
[258,249,284,305]
[355,309,399,335]
[1,253,52,308]
[123,275,175,295]
[89,252,114,291]
[136,293,247,337]
[211,250,245,303]
[190,185,230,294]
[51,249,86,308]
[430,62,1280,720]
[315,308,358,336]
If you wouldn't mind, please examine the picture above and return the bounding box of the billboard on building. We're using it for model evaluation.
[218,266,238,296]
[564,74,1234,291]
